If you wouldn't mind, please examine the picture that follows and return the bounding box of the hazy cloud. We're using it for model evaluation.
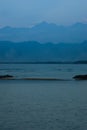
[0,0,87,27]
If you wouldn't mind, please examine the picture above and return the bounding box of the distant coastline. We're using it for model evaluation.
[0,61,87,64]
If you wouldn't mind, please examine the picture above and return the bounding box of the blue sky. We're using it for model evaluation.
[0,0,87,27]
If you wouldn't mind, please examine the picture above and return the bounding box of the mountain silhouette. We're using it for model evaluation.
[0,22,87,43]
[0,41,87,62]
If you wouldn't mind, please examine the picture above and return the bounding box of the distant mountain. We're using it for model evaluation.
[0,41,87,62]
[0,22,87,43]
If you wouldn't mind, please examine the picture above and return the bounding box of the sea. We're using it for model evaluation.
[0,63,87,130]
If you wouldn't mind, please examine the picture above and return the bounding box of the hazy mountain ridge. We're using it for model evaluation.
[0,41,87,62]
[0,22,87,43]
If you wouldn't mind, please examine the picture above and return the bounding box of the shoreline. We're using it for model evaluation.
[0,74,87,81]
[0,77,71,81]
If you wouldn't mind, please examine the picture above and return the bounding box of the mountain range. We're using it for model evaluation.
[0,22,87,43]
[0,41,87,62]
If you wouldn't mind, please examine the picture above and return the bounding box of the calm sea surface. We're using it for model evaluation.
[0,63,87,79]
[0,64,87,130]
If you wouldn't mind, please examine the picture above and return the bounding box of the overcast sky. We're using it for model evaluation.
[0,0,87,27]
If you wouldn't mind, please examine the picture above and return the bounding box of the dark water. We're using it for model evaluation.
[0,64,87,130]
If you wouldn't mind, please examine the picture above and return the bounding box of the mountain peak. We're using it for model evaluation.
[1,26,12,30]
[39,21,49,25]
[34,21,49,27]
[33,21,58,30]
[72,22,87,28]
[0,22,87,43]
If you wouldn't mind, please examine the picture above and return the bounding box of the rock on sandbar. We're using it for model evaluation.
[0,75,14,79]
[73,75,87,80]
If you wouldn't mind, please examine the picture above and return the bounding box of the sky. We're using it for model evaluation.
[0,0,87,27]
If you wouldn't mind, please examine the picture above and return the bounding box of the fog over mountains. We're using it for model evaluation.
[0,22,87,43]
[0,41,87,62]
